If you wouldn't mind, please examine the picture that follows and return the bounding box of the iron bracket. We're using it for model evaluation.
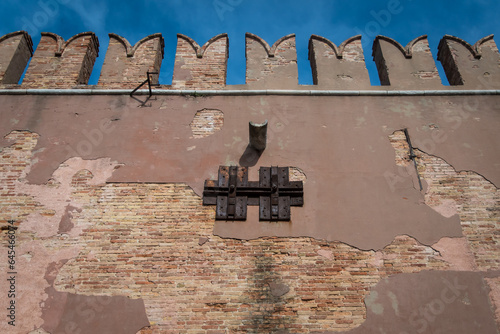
[130,71,159,98]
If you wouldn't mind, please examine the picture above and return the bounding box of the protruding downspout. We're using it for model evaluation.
[249,120,268,151]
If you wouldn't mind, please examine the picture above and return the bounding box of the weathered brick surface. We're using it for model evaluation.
[389,130,499,271]
[22,32,99,88]
[246,33,298,89]
[98,33,164,89]
[55,184,447,333]
[172,34,228,90]
[0,31,33,86]
[190,108,224,138]
[372,35,441,88]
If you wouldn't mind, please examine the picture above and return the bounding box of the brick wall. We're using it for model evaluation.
[56,183,448,333]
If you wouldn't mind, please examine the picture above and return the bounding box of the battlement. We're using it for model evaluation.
[0,31,33,84]
[22,32,99,88]
[172,33,228,89]
[308,34,370,89]
[372,35,441,89]
[98,33,164,89]
[437,35,500,89]
[1,30,499,90]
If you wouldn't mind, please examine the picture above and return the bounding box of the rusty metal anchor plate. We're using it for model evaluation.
[203,166,303,221]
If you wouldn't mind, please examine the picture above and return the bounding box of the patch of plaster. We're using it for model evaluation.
[268,282,290,297]
[432,237,477,271]
[190,108,224,138]
[364,291,383,315]
[429,198,458,218]
[342,271,499,334]
[0,240,80,333]
[317,249,333,259]
[198,237,209,245]
[485,277,500,332]
[51,294,150,334]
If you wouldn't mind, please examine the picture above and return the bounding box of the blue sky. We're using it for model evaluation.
[1,0,499,86]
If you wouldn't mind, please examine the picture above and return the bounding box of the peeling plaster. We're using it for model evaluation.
[0,134,149,334]
[0,241,80,333]
[5,96,493,249]
[51,294,149,334]
[389,130,500,271]
[1,103,498,332]
[16,157,121,238]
